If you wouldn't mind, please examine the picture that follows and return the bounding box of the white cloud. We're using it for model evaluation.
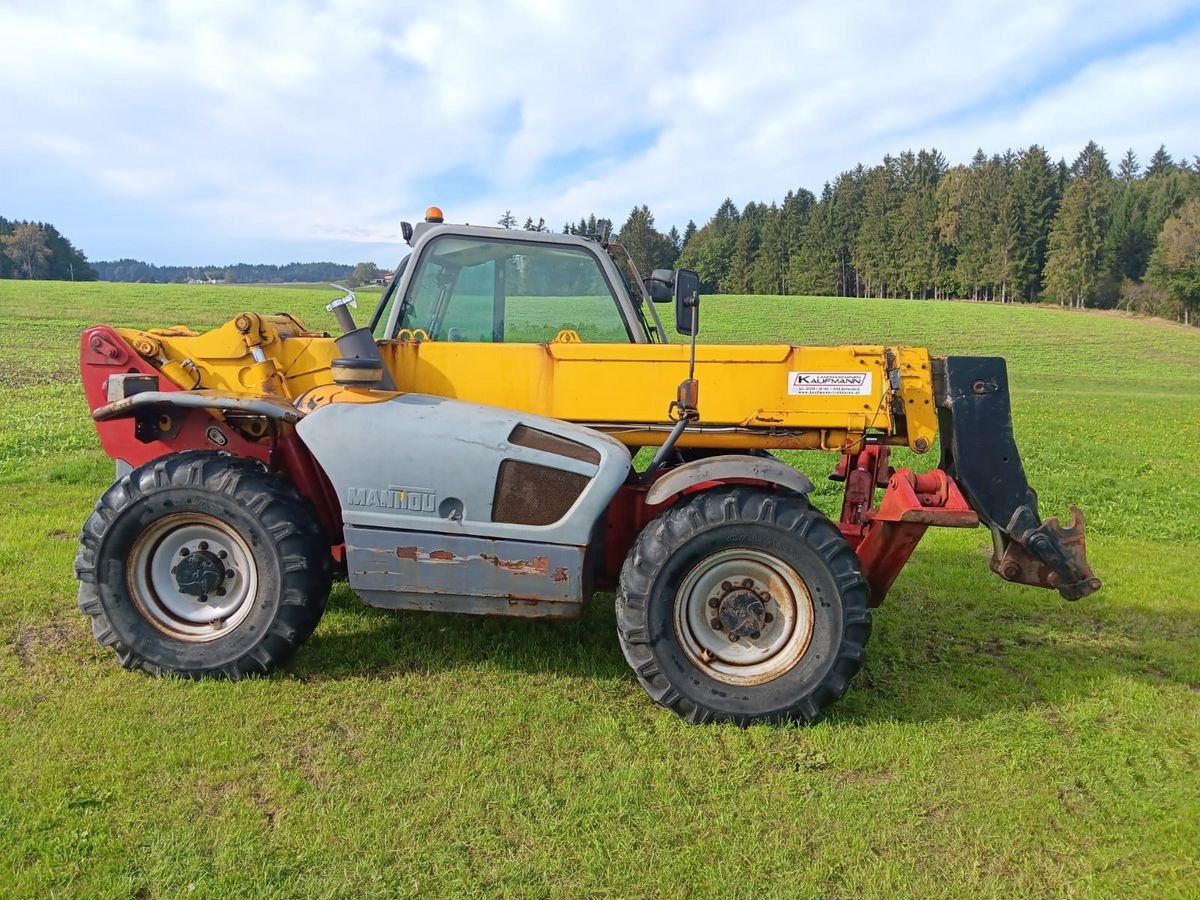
[0,0,1197,261]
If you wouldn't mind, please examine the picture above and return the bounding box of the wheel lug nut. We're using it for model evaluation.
[729,633,740,642]
[217,587,226,596]
[198,541,209,551]
[218,550,227,560]
[721,581,732,592]
[708,597,719,609]
[710,618,723,631]
[180,547,190,557]
[741,578,753,589]
[750,631,761,640]
[764,613,774,624]
[199,593,208,602]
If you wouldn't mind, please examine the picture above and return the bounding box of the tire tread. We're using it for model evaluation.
[75,450,331,680]
[616,486,871,726]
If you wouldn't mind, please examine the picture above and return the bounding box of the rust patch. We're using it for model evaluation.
[395,546,419,560]
[479,553,550,575]
[428,549,455,561]
[989,504,1101,600]
[552,566,569,583]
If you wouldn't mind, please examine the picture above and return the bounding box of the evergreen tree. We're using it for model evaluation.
[677,198,740,292]
[498,210,517,229]
[952,151,999,299]
[614,205,676,276]
[1010,145,1060,301]
[1146,145,1175,177]
[778,188,815,292]
[667,225,681,255]
[990,151,1019,302]
[788,183,841,295]
[749,203,785,295]
[895,149,947,298]
[722,202,763,293]
[1117,149,1140,181]
[934,165,969,297]
[1071,141,1112,180]
[1107,168,1152,281]
[1044,166,1113,308]
[854,157,901,297]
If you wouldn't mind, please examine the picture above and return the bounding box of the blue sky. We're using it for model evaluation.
[2,0,1198,267]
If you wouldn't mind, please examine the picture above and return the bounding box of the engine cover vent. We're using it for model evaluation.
[493,460,590,526]
[508,424,602,465]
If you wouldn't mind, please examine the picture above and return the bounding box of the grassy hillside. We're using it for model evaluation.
[1,280,1198,897]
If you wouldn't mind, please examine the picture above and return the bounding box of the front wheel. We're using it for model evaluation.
[616,487,871,725]
[75,451,332,678]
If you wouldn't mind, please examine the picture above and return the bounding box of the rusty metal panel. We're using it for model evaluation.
[345,525,586,618]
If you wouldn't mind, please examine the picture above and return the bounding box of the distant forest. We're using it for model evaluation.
[582,141,1200,324]
[90,259,355,284]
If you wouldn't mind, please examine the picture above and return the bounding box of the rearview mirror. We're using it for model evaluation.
[645,268,674,303]
[674,268,700,336]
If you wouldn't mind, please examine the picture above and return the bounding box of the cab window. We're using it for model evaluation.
[397,236,630,343]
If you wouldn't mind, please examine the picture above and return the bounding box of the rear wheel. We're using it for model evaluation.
[75,451,332,678]
[616,487,870,725]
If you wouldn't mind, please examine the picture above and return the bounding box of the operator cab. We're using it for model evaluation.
[369,211,679,345]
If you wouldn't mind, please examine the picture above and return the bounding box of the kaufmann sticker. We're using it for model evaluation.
[788,371,873,396]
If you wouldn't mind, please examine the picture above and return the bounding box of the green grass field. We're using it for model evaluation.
[1,279,1198,898]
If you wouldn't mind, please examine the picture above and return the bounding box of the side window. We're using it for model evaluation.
[398,236,630,343]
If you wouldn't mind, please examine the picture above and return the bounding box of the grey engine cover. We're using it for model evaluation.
[297,394,632,618]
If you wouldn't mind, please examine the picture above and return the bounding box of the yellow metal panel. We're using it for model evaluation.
[117,316,940,454]
[381,340,908,450]
[894,347,938,452]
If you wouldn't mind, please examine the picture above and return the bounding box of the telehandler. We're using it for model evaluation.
[75,208,1100,724]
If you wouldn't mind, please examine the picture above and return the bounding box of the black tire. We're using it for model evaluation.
[75,451,332,678]
[616,486,870,725]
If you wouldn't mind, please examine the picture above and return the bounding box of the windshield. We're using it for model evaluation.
[393,235,633,343]
[606,243,665,343]
[370,255,409,338]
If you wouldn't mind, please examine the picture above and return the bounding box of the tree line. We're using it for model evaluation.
[518,142,1199,325]
[90,259,360,284]
[0,223,368,285]
[0,219,97,281]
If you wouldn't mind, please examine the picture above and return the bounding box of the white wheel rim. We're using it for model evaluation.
[128,513,259,642]
[673,548,815,686]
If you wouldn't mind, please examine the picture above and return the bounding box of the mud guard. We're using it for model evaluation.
[644,454,815,506]
[933,356,1101,600]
